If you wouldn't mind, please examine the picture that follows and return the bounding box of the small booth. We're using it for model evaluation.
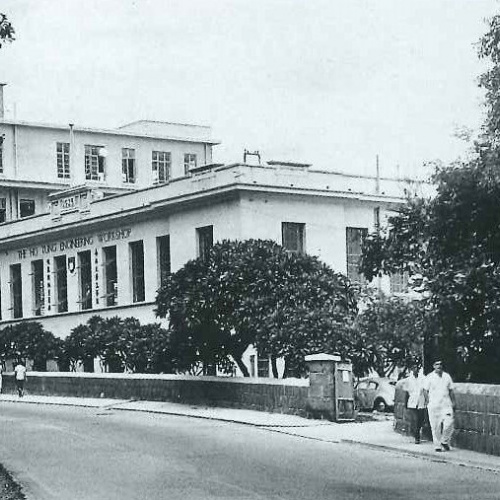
[305,353,355,422]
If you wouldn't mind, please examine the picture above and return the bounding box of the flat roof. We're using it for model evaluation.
[0,163,413,249]
[0,119,221,145]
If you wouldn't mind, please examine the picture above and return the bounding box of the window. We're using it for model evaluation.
[78,251,92,310]
[390,271,409,294]
[257,356,270,378]
[0,198,6,223]
[130,241,145,303]
[57,142,70,179]
[103,246,117,306]
[184,153,197,175]
[157,235,171,287]
[10,264,22,319]
[249,354,256,377]
[282,222,305,254]
[32,259,44,316]
[152,151,171,184]
[85,145,106,181]
[122,148,136,184]
[346,227,367,283]
[54,255,68,313]
[20,199,35,218]
[0,134,3,174]
[197,225,213,263]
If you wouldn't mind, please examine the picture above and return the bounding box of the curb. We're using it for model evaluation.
[3,396,500,473]
[111,405,335,429]
[341,439,500,474]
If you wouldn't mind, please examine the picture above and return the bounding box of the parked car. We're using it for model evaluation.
[354,377,396,412]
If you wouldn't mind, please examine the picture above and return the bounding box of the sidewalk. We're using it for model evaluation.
[3,394,500,473]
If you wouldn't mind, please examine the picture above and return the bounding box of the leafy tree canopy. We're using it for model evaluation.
[64,316,171,373]
[0,322,61,370]
[361,14,500,382]
[352,291,426,378]
[156,239,358,378]
[0,13,15,48]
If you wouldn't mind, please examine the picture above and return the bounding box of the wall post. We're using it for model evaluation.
[305,353,354,421]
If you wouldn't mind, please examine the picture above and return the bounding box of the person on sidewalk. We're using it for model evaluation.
[423,360,455,452]
[0,359,4,394]
[14,360,27,398]
[405,363,427,444]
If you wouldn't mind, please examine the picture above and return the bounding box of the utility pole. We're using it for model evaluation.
[375,154,382,293]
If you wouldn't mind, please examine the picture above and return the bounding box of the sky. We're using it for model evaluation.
[0,0,499,179]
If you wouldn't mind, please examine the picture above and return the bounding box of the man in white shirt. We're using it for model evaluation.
[423,360,455,452]
[405,363,427,444]
[14,361,27,398]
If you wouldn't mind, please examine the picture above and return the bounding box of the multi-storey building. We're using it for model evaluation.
[0,88,218,222]
[0,88,418,375]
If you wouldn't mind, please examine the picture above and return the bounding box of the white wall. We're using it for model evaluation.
[239,192,386,273]
[0,175,399,348]
[0,123,213,189]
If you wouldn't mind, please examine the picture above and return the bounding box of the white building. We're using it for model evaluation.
[0,89,417,376]
[0,84,218,222]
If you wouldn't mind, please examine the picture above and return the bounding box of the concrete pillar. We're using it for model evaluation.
[0,83,6,119]
[305,353,355,422]
[305,353,341,421]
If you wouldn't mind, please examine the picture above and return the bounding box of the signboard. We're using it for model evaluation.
[15,228,132,260]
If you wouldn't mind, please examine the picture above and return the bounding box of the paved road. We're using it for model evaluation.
[1,403,499,500]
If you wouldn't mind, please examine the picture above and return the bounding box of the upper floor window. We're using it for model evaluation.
[282,222,305,254]
[122,148,136,184]
[196,225,213,263]
[152,151,171,184]
[0,198,6,223]
[20,199,35,218]
[184,153,197,175]
[57,142,70,179]
[346,227,367,283]
[85,145,106,181]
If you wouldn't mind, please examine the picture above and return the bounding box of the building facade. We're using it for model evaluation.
[0,95,419,374]
[0,112,218,222]
[0,158,410,326]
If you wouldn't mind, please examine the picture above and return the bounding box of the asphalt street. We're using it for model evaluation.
[0,403,499,500]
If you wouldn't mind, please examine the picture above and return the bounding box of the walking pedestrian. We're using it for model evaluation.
[405,363,427,444]
[0,359,4,394]
[14,360,27,398]
[423,360,455,452]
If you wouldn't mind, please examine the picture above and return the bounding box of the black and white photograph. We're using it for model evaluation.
[1,1,500,498]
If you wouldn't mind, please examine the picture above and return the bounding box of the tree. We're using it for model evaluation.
[0,13,15,48]
[360,14,500,383]
[361,160,500,381]
[479,13,500,142]
[156,239,358,378]
[64,316,106,372]
[132,323,173,374]
[108,317,171,374]
[0,323,62,370]
[352,292,426,378]
[64,316,172,374]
